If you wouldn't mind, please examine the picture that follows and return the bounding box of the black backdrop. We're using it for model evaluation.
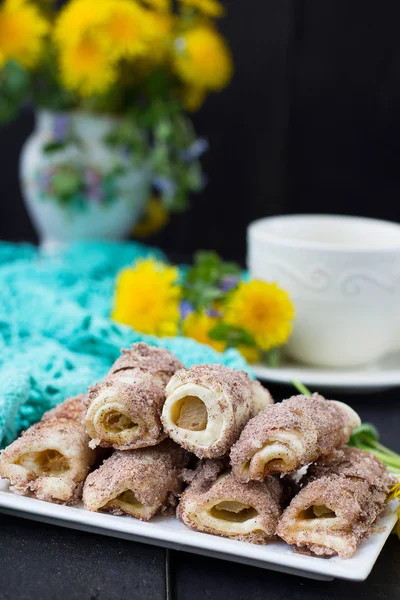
[2,0,400,260]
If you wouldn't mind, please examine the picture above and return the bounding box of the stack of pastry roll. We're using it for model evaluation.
[83,357,271,523]
[177,391,369,547]
[81,343,191,520]
[0,394,96,504]
[276,446,393,558]
[83,439,189,520]
[0,344,392,558]
[162,364,273,458]
[178,459,282,544]
[85,342,184,450]
[230,393,361,481]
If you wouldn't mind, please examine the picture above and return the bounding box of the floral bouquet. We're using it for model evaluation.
[0,0,233,231]
[112,252,295,364]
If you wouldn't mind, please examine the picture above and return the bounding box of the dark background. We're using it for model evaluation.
[1,5,400,597]
[2,0,400,260]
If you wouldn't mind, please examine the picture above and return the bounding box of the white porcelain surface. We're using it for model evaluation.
[0,479,397,582]
[20,111,151,248]
[248,215,400,368]
[252,350,400,393]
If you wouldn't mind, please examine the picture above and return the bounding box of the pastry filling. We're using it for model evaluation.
[102,411,137,434]
[299,505,337,520]
[210,501,259,523]
[264,458,286,472]
[18,449,69,475]
[105,490,144,510]
[174,396,208,431]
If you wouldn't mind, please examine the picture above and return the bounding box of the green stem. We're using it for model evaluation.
[375,442,400,459]
[359,437,400,464]
[291,380,312,396]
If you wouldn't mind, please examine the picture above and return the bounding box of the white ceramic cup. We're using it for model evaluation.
[248,214,400,368]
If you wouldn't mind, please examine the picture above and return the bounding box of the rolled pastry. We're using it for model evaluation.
[41,394,87,422]
[161,364,273,459]
[83,439,189,520]
[85,342,184,450]
[0,395,95,504]
[178,460,282,544]
[230,393,361,482]
[276,446,393,558]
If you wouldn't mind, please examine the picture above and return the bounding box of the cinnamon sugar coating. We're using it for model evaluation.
[85,343,184,450]
[307,446,393,490]
[162,364,273,459]
[83,439,189,520]
[109,342,184,385]
[177,459,282,544]
[230,393,361,481]
[85,378,168,450]
[0,397,96,505]
[276,447,393,558]
[42,394,87,423]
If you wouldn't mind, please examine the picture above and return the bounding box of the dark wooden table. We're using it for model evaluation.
[1,384,399,600]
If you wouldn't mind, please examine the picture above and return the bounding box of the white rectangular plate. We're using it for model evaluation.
[0,478,397,582]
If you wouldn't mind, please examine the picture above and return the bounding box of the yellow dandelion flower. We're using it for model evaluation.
[388,481,400,540]
[173,24,232,91]
[183,86,206,111]
[224,280,295,352]
[0,0,49,68]
[133,197,169,238]
[237,345,261,364]
[59,34,117,96]
[388,482,400,502]
[112,259,180,337]
[179,0,224,18]
[54,0,109,48]
[141,10,173,65]
[101,0,148,60]
[182,311,225,353]
[140,0,171,12]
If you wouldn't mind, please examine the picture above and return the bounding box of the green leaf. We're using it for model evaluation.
[209,323,256,348]
[43,141,67,154]
[182,251,241,311]
[6,61,28,94]
[0,61,29,123]
[348,423,380,447]
[291,380,312,396]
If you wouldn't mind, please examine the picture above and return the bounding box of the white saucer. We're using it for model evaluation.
[252,351,400,394]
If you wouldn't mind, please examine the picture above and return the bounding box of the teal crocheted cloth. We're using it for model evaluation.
[0,241,250,447]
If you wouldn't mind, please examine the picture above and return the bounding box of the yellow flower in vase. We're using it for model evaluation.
[224,280,295,353]
[183,86,206,112]
[59,34,117,96]
[179,0,225,18]
[112,259,180,337]
[101,0,148,60]
[173,24,233,91]
[0,0,49,68]
[141,10,173,65]
[133,197,170,238]
[54,0,109,48]
[140,0,171,12]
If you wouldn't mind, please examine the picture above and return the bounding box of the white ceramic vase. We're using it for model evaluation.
[20,111,151,250]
